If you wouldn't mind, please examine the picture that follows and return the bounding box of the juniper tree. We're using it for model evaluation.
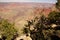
[56,0,60,10]
[23,15,47,40]
[23,11,60,40]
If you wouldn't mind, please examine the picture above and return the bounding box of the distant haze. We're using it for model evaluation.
[0,0,57,4]
[0,3,56,35]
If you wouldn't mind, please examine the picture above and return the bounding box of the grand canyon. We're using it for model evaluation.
[0,2,56,35]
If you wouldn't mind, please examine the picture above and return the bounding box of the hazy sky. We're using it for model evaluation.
[0,0,57,3]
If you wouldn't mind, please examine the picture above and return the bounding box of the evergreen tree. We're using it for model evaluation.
[56,0,60,10]
[48,11,60,25]
[23,15,47,40]
[23,11,60,40]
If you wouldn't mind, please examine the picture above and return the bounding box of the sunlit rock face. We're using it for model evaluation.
[0,2,55,35]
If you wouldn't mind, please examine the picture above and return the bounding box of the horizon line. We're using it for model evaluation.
[0,2,57,4]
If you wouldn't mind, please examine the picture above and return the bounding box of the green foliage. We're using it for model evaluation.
[48,11,60,20]
[56,0,60,10]
[0,18,18,40]
[23,11,60,40]
[23,15,47,40]
[48,11,60,24]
